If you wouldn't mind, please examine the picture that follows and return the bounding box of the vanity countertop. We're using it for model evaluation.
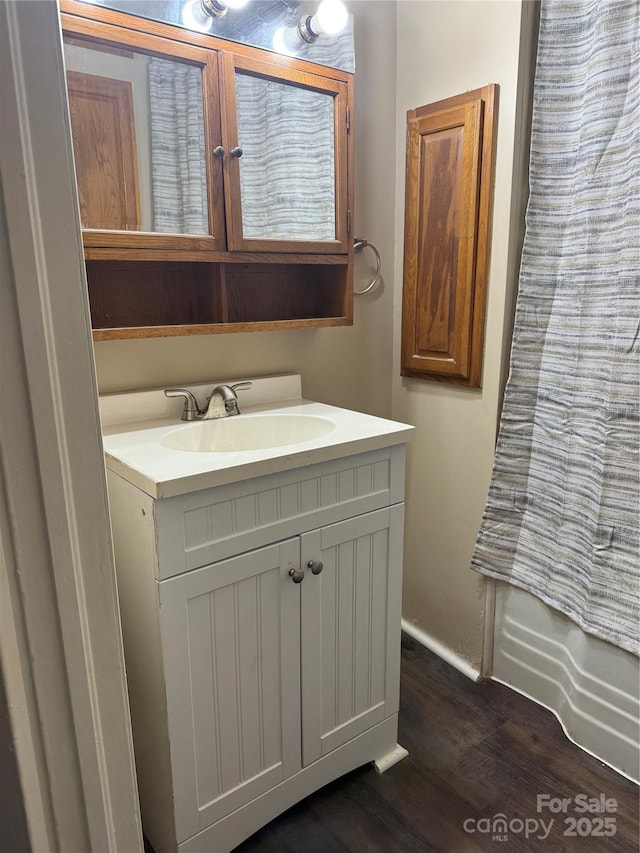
[100,375,414,499]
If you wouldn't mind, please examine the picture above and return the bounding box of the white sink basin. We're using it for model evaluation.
[159,413,336,453]
[100,375,414,497]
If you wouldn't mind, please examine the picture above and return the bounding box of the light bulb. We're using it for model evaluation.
[182,0,213,31]
[311,0,348,35]
[199,0,249,18]
[273,26,300,56]
[298,0,348,42]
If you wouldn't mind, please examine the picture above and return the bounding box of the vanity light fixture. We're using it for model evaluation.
[182,0,214,31]
[272,24,299,56]
[184,0,248,30]
[298,0,348,43]
[274,0,348,54]
[200,0,250,19]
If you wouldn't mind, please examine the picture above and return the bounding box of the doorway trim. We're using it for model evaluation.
[0,1,142,849]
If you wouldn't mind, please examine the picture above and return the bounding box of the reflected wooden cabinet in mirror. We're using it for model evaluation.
[60,0,354,339]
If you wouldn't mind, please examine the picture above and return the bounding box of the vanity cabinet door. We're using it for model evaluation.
[158,540,302,843]
[300,506,404,766]
[220,52,350,254]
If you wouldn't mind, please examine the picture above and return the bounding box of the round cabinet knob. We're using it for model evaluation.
[307,560,324,575]
[230,146,243,158]
[288,567,305,584]
[212,146,225,158]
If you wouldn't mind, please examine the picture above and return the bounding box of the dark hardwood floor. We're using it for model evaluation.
[237,634,639,852]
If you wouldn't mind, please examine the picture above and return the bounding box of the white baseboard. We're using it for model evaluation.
[401,619,481,682]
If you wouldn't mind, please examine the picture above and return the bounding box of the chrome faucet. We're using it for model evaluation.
[203,383,252,419]
[165,382,252,421]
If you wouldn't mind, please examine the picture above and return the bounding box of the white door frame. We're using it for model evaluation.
[0,1,142,849]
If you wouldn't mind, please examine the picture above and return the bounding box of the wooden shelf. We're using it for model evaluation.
[84,246,350,265]
[87,259,353,340]
[92,317,352,341]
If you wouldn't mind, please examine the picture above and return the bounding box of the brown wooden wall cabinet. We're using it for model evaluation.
[401,85,498,386]
[60,0,354,340]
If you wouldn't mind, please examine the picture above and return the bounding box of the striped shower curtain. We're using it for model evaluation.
[472,0,639,654]
[233,72,335,241]
[148,56,208,234]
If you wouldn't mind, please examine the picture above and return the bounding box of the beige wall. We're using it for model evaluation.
[93,1,537,672]
[94,2,397,419]
[391,1,537,669]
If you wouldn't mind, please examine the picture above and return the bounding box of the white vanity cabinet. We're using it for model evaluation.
[107,444,408,853]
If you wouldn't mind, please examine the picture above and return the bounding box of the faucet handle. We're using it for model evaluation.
[229,381,252,415]
[164,389,201,421]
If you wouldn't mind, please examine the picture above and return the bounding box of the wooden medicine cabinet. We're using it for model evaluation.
[401,85,498,386]
[60,0,354,339]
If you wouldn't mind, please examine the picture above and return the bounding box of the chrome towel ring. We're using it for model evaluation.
[353,237,381,295]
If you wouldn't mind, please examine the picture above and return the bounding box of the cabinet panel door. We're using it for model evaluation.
[62,18,226,252]
[159,540,301,842]
[401,85,498,386]
[220,52,350,254]
[300,506,404,765]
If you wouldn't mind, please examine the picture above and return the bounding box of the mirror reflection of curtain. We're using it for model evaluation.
[235,74,335,240]
[148,57,208,234]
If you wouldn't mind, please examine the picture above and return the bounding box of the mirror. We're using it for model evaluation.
[235,71,336,241]
[78,0,355,74]
[63,37,209,235]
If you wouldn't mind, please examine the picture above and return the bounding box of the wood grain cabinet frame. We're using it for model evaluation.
[58,0,354,339]
[401,85,498,386]
[219,51,350,255]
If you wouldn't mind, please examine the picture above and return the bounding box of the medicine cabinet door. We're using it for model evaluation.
[220,52,350,254]
[62,19,226,252]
